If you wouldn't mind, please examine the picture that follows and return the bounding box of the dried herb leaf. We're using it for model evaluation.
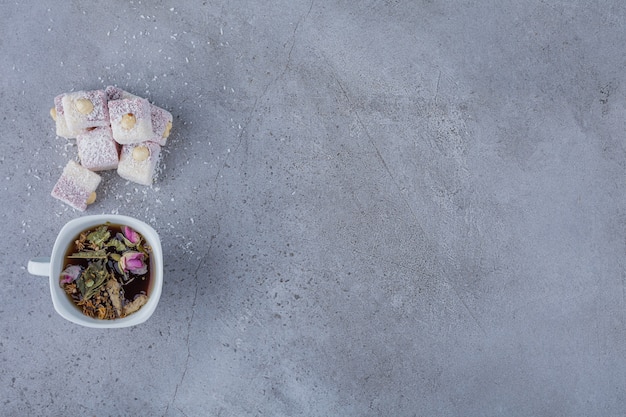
[68,249,108,259]
[87,225,111,249]
[106,238,127,252]
[77,260,110,300]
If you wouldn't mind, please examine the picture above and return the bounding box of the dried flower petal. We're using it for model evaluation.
[61,265,82,284]
[123,226,140,245]
[119,251,147,275]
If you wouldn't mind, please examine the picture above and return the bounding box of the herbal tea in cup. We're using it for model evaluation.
[28,215,163,328]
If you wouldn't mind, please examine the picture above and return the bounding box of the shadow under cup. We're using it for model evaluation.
[29,215,163,328]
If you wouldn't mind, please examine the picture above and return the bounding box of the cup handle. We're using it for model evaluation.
[28,257,51,276]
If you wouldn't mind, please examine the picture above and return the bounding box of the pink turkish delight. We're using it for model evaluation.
[51,160,101,211]
[76,127,120,171]
[61,90,110,132]
[117,142,161,186]
[108,97,153,145]
[149,104,173,146]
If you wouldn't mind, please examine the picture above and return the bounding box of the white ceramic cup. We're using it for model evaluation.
[28,214,163,328]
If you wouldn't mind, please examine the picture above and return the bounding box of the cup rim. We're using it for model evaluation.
[49,214,163,328]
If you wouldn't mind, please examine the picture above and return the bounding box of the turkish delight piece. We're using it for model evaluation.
[61,90,110,131]
[76,127,120,171]
[50,94,84,139]
[51,160,102,211]
[105,85,139,101]
[108,98,153,145]
[149,104,173,146]
[117,142,161,186]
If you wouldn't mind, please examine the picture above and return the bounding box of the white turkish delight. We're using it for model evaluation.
[61,90,110,131]
[108,97,153,145]
[117,141,161,186]
[76,127,120,171]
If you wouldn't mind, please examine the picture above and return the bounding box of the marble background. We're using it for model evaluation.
[1,1,625,415]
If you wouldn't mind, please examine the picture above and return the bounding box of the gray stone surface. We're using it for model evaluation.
[2,0,625,415]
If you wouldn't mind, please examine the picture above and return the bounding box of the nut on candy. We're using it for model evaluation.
[162,121,172,138]
[86,191,97,205]
[121,113,136,130]
[75,98,94,115]
[50,107,57,121]
[132,145,150,162]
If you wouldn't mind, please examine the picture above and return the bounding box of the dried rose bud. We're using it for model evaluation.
[123,226,140,245]
[61,265,82,284]
[119,251,147,275]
